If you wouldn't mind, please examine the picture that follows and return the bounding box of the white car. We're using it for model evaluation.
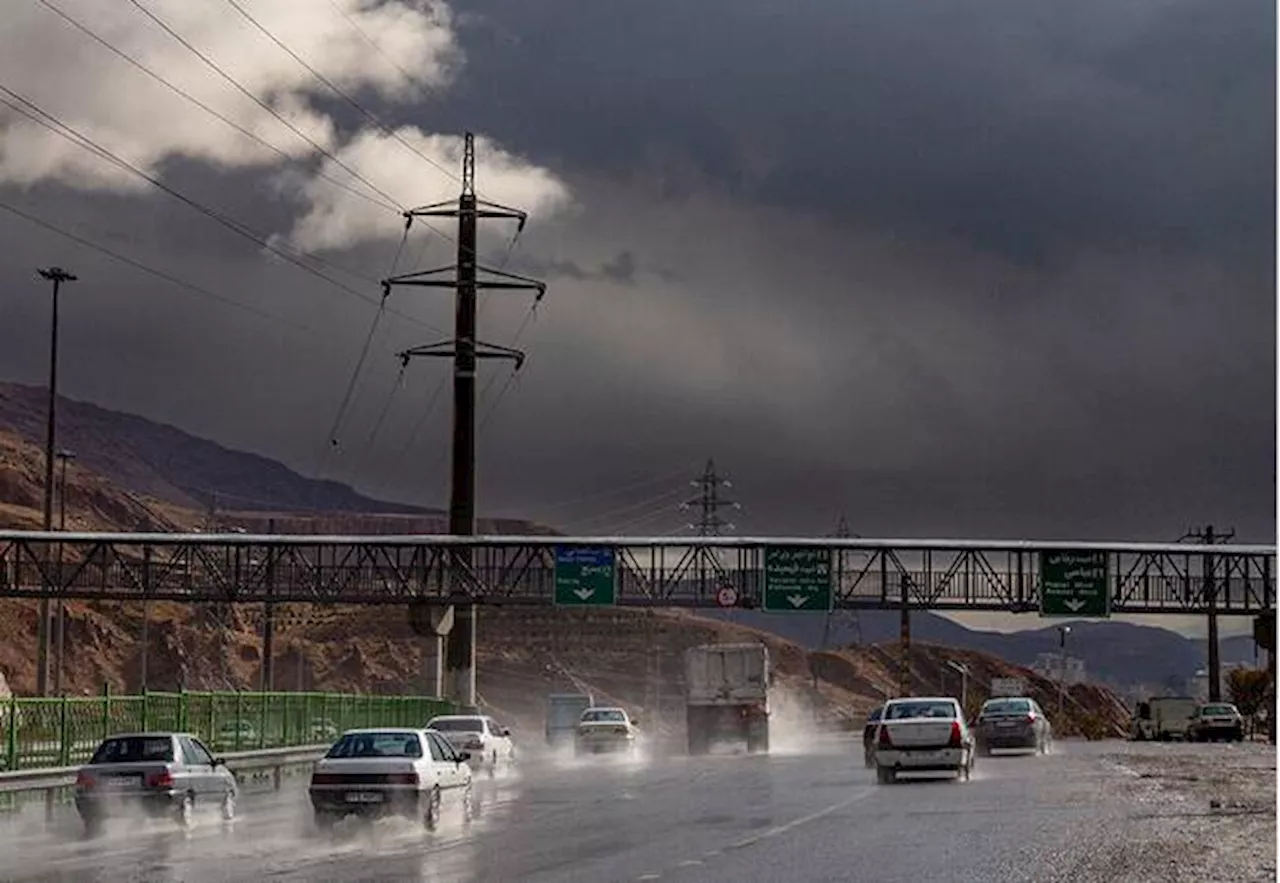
[872,697,975,784]
[574,707,639,756]
[308,728,475,831]
[426,715,515,776]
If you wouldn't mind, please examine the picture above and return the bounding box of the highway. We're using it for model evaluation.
[0,737,1272,882]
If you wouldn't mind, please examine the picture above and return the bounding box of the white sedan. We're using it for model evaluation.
[426,714,516,776]
[308,728,475,830]
[872,696,975,784]
[574,707,639,756]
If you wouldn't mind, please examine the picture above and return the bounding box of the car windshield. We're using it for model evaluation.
[90,736,173,764]
[325,732,423,759]
[582,709,626,723]
[429,718,483,733]
[886,701,957,720]
[1202,705,1236,715]
[983,699,1032,715]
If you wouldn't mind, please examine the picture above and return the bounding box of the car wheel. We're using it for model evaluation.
[174,793,195,830]
[81,813,103,839]
[461,782,476,825]
[423,787,442,832]
[220,789,237,822]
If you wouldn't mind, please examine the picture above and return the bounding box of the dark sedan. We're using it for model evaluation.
[974,697,1052,754]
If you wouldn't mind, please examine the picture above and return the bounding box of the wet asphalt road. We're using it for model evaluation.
[0,737,1269,882]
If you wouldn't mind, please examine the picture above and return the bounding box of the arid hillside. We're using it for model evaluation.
[0,394,1131,739]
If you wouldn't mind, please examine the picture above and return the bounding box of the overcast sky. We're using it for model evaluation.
[0,0,1274,596]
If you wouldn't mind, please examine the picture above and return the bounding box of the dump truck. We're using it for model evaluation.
[684,643,770,755]
[545,693,594,746]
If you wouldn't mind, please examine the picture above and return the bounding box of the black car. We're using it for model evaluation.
[862,706,884,767]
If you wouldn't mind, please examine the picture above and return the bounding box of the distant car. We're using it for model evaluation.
[1186,703,1244,742]
[215,719,258,750]
[307,717,340,743]
[575,707,638,756]
[872,697,975,784]
[308,728,475,831]
[74,732,237,835]
[862,706,884,768]
[426,715,515,776]
[973,697,1052,754]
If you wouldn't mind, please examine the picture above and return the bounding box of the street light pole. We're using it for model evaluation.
[35,266,76,697]
[1056,625,1072,719]
[53,449,75,696]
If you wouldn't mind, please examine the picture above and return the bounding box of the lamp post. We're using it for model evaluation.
[35,266,76,696]
[1056,625,1072,719]
[946,659,969,716]
[53,449,75,695]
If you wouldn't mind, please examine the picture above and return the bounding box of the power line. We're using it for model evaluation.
[35,0,398,214]
[221,0,462,191]
[0,84,441,331]
[0,197,309,332]
[124,0,405,212]
[313,221,413,479]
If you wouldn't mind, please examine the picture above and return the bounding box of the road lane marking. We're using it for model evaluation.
[727,788,875,851]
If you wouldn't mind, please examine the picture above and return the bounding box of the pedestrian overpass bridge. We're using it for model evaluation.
[0,531,1272,617]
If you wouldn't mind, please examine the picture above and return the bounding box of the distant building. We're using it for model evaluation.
[1032,652,1087,685]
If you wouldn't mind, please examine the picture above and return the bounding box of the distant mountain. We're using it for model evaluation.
[0,382,439,518]
[0,382,559,535]
[703,609,1266,693]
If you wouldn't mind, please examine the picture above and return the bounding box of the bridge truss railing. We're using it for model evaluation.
[0,533,1272,615]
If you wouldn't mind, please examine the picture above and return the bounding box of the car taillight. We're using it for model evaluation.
[75,770,94,790]
[948,722,963,748]
[386,772,419,786]
[1026,714,1036,724]
[877,726,893,747]
[311,773,337,786]
[146,771,174,789]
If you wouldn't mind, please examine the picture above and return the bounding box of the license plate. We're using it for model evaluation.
[996,721,1019,728]
[344,792,384,803]
[103,777,139,790]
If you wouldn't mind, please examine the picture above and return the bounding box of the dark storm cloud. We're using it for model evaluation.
[0,0,1273,558]
[498,248,645,284]
[430,0,1274,266]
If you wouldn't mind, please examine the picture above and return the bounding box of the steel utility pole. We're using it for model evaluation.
[681,460,740,598]
[1181,525,1234,702]
[382,132,546,710]
[35,266,76,696]
[681,460,739,538]
[53,449,75,696]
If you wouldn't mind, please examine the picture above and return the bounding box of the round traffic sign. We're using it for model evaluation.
[716,586,738,608]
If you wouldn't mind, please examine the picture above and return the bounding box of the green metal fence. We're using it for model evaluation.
[1,689,455,772]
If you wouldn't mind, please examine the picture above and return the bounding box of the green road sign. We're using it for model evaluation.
[1039,549,1110,618]
[554,546,617,607]
[763,546,833,612]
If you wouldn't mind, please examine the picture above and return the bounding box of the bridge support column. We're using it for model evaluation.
[445,604,477,712]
